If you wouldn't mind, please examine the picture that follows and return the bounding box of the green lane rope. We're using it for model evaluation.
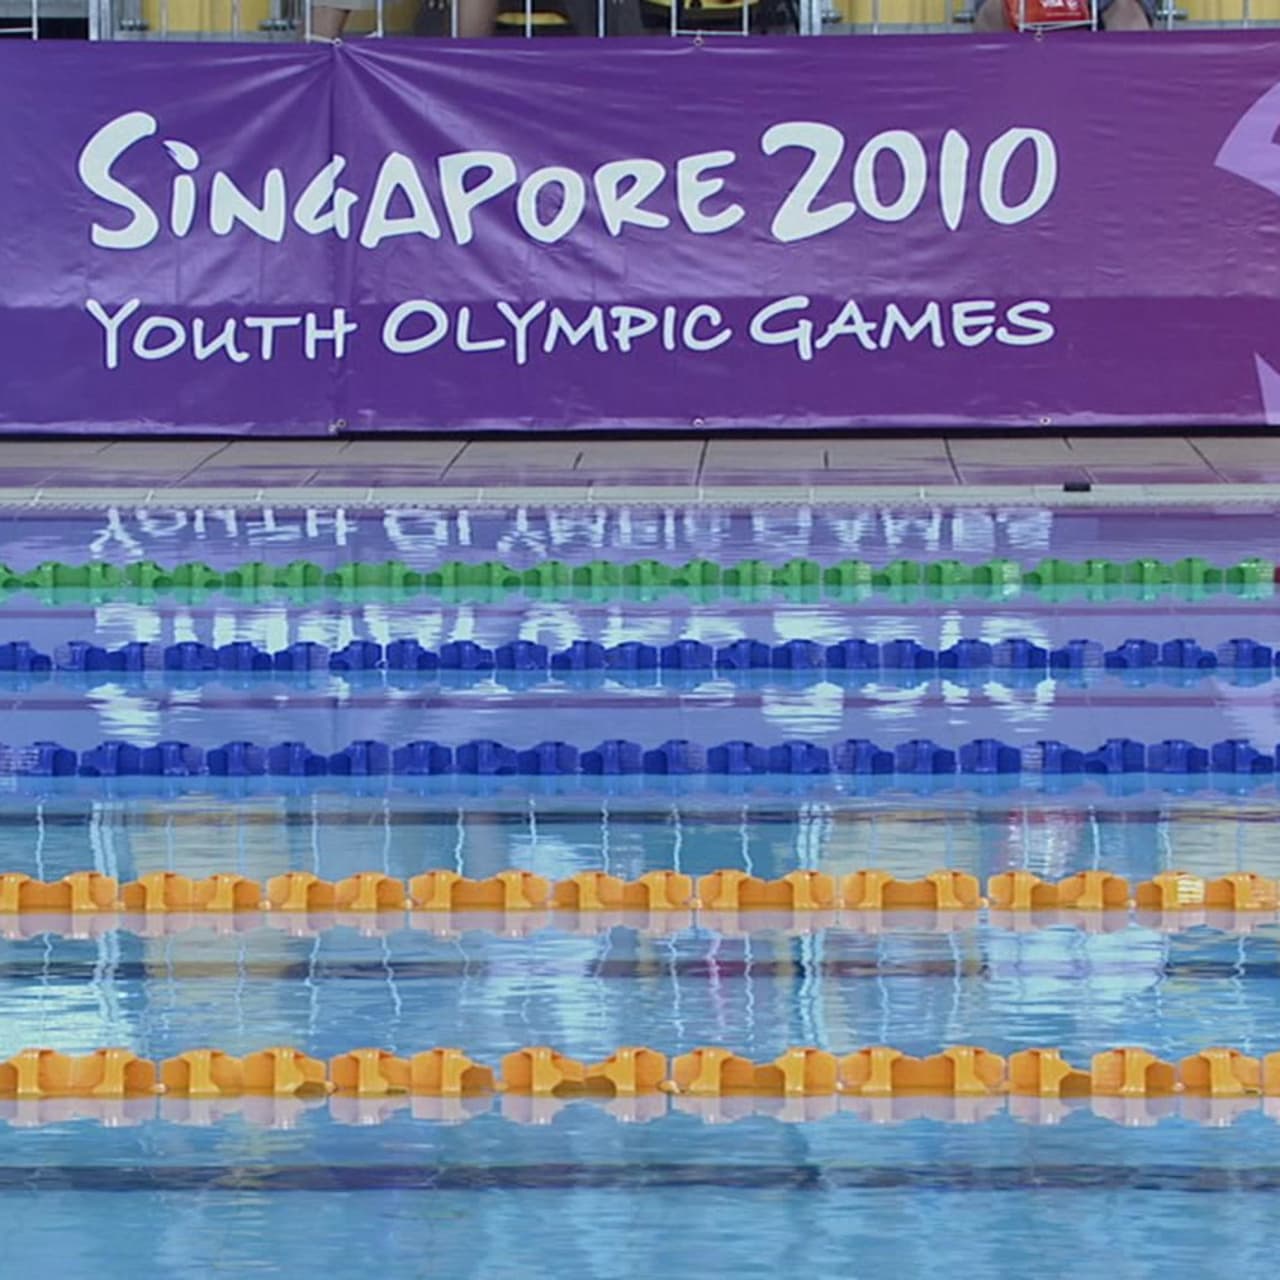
[0,555,1271,603]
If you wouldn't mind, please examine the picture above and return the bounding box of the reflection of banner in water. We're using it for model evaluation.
[0,506,1057,567]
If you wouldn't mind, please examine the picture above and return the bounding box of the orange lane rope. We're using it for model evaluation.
[0,1044,1271,1099]
[0,867,1273,915]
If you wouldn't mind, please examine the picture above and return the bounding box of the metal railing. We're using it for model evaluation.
[0,0,38,37]
[5,0,1271,43]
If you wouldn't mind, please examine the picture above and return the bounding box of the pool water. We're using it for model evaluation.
[1,499,1278,1277]
[6,1111,1280,1277]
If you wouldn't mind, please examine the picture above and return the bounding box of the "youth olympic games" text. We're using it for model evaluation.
[85,296,1053,370]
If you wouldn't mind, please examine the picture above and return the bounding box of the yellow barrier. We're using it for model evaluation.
[1,1043,1276,1098]
[826,0,950,23]
[1178,0,1280,20]
[138,0,272,33]
[136,0,421,34]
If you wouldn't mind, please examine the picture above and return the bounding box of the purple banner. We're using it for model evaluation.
[2,35,1280,433]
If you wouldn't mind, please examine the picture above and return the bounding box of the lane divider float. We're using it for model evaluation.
[0,868,1274,915]
[2,635,1276,680]
[0,1043,1273,1099]
[5,735,1280,777]
[0,555,1272,603]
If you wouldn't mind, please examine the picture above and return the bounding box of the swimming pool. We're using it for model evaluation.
[2,496,1278,1277]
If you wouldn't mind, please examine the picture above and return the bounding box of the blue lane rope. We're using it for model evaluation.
[0,636,1273,679]
[0,735,1276,778]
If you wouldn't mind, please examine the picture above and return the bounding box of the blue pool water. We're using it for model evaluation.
[2,498,1279,1276]
[6,1112,1280,1276]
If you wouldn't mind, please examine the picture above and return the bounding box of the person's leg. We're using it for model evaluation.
[972,0,1012,29]
[1100,0,1150,25]
[455,0,498,34]
[310,3,349,35]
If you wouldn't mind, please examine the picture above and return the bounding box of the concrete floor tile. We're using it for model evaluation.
[0,442,112,465]
[8,434,1275,502]
[818,466,958,485]
[445,468,584,486]
[825,439,953,465]
[700,473,826,489]
[1081,468,1222,485]
[302,467,452,485]
[32,470,186,487]
[1210,466,1280,482]
[947,438,1073,464]
[704,440,828,470]
[449,441,584,471]
[339,440,467,463]
[1184,436,1280,456]
[955,466,1092,485]
[173,467,318,486]
[207,441,350,465]
[575,440,704,463]
[1082,459,1217,475]
[96,443,226,470]
[1065,437,1202,461]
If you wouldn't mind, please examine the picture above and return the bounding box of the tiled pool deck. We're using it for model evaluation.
[0,435,1276,506]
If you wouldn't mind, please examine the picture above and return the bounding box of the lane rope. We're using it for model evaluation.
[2,736,1277,777]
[0,634,1274,682]
[0,1043,1269,1099]
[0,555,1272,602]
[0,867,1269,913]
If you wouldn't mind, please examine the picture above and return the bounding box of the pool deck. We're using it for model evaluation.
[0,434,1277,506]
